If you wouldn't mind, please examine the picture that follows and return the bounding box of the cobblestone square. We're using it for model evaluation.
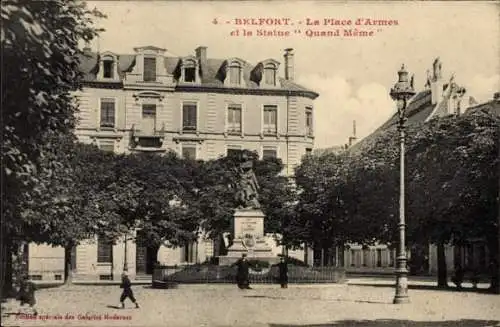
[2,279,499,327]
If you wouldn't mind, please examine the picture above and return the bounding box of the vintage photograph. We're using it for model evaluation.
[1,0,499,326]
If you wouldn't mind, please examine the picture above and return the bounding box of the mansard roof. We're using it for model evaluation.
[347,87,497,156]
[77,50,318,99]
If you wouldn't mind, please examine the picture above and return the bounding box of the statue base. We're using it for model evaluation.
[218,208,277,266]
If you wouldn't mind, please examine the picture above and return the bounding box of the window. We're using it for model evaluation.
[143,57,157,82]
[100,99,115,128]
[98,139,114,152]
[227,104,242,133]
[103,60,114,78]
[263,105,277,135]
[182,145,197,160]
[264,67,276,86]
[306,107,313,136]
[262,147,277,159]
[227,147,241,158]
[97,235,113,263]
[142,104,157,134]
[229,64,241,85]
[305,148,312,156]
[182,102,197,132]
[142,104,157,117]
[184,67,196,82]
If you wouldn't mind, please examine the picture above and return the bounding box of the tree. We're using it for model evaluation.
[294,150,398,259]
[17,136,118,284]
[353,108,499,288]
[406,109,499,288]
[1,1,104,295]
[100,152,200,261]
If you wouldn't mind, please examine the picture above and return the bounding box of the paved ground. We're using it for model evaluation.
[2,278,500,327]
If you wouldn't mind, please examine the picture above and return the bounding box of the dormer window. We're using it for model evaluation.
[229,63,241,85]
[144,57,157,82]
[264,67,276,86]
[185,67,196,82]
[98,52,118,80]
[179,57,200,83]
[103,59,114,78]
[260,59,280,87]
[102,59,113,78]
[224,58,245,86]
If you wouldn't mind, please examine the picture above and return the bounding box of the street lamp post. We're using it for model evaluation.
[390,64,416,304]
[123,231,128,272]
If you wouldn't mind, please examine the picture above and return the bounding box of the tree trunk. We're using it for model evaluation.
[213,237,221,257]
[63,244,73,285]
[0,236,13,299]
[304,242,309,266]
[437,241,448,288]
[487,235,499,293]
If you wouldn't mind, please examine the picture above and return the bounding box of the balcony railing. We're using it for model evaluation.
[131,123,165,149]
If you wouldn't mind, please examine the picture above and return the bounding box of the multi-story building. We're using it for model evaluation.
[75,45,317,173]
[27,45,319,281]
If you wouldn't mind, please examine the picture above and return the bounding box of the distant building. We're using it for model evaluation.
[314,120,357,156]
[28,45,318,281]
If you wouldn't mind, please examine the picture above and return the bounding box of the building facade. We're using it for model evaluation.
[75,45,317,173]
[28,45,318,281]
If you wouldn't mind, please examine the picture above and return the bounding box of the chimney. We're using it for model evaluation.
[195,46,207,78]
[284,48,294,81]
[348,120,357,147]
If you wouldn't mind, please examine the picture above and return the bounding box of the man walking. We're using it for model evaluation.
[234,254,251,289]
[278,256,289,289]
[119,271,139,309]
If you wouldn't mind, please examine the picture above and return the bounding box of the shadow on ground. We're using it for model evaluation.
[269,319,500,327]
[348,283,496,294]
[243,295,388,304]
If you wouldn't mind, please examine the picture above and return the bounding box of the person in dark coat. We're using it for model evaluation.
[17,276,37,315]
[278,256,289,288]
[451,263,464,290]
[234,254,251,289]
[120,271,139,309]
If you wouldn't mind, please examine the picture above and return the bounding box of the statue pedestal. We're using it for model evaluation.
[219,209,277,266]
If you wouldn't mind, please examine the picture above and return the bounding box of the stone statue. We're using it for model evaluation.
[234,154,261,209]
[433,57,442,80]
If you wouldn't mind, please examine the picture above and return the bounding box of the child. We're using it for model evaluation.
[17,276,37,315]
[119,271,139,309]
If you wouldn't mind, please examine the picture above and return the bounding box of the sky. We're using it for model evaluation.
[85,1,499,149]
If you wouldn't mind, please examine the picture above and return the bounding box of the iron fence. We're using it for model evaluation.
[153,264,346,285]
